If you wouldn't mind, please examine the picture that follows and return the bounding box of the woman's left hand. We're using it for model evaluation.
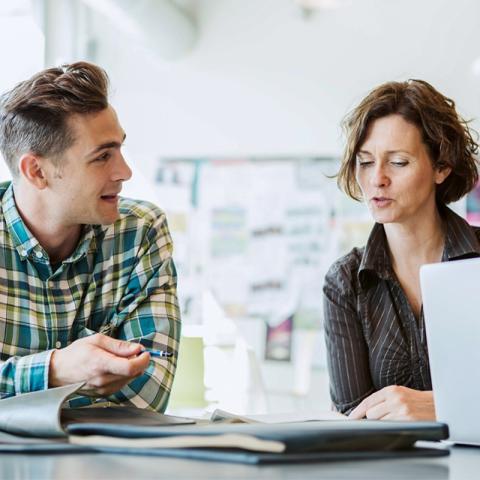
[348,386,435,421]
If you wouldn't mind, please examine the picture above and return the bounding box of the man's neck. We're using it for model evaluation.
[13,183,82,265]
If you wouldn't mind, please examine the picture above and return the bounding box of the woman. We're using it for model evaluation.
[323,79,479,420]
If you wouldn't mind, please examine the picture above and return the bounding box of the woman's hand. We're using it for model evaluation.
[348,386,435,421]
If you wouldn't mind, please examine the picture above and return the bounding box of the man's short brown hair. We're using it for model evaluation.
[337,79,479,204]
[0,61,109,178]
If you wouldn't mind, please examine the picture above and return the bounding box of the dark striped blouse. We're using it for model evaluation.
[323,206,480,414]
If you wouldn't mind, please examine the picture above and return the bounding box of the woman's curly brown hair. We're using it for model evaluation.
[337,79,479,204]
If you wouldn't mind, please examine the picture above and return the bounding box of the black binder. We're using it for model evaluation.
[66,419,449,464]
[0,384,450,464]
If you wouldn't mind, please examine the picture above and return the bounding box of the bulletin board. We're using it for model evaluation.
[154,157,372,364]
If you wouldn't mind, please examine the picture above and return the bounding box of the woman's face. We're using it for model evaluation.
[355,114,450,225]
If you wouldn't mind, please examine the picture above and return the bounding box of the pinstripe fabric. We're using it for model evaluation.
[0,181,181,412]
[323,206,480,414]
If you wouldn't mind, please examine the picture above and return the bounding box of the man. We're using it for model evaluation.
[0,62,181,411]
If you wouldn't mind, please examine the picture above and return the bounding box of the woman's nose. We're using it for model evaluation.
[371,164,390,187]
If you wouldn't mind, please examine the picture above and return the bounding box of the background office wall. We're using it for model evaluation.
[91,0,480,169]
[89,0,480,412]
[1,0,480,413]
[3,0,480,190]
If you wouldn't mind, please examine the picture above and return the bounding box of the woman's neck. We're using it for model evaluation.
[384,204,446,268]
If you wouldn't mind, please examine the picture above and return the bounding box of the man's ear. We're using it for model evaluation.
[435,166,452,185]
[18,153,48,189]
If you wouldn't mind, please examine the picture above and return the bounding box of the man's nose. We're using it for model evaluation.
[112,154,132,182]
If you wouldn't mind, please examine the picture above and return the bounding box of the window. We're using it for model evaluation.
[0,1,44,180]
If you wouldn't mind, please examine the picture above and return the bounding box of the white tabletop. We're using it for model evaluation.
[2,443,480,480]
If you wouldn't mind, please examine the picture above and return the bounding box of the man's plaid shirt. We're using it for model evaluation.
[0,181,181,412]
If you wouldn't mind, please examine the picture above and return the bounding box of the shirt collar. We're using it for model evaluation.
[63,224,96,264]
[2,183,40,260]
[358,222,392,288]
[357,205,480,289]
[2,183,96,263]
[442,205,480,260]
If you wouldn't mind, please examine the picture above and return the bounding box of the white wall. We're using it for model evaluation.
[0,7,44,180]
[91,0,480,176]
[84,0,480,411]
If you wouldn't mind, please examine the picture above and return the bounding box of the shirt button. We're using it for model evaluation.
[55,341,62,349]
[35,251,43,259]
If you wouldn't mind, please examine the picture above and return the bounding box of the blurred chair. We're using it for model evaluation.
[167,334,207,412]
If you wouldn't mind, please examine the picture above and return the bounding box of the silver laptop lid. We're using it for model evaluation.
[420,257,480,445]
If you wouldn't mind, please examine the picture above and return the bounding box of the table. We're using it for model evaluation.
[1,443,480,480]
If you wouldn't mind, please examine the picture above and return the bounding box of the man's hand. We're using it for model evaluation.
[49,334,150,396]
[348,386,436,421]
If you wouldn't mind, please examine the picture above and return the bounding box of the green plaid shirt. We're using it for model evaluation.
[0,181,181,412]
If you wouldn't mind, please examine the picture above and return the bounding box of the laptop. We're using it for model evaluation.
[420,257,480,445]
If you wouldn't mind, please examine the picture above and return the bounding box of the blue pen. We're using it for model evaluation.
[141,348,173,358]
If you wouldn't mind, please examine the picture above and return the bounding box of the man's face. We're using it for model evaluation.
[42,106,132,226]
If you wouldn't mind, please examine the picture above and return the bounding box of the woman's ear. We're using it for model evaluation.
[435,166,452,185]
[18,153,48,189]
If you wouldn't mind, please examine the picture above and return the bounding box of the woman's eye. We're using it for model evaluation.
[358,161,374,167]
[391,161,408,167]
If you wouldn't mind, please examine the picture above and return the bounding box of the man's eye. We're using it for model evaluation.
[96,152,111,162]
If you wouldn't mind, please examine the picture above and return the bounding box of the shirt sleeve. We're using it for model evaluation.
[106,210,181,412]
[323,259,374,414]
[0,349,54,397]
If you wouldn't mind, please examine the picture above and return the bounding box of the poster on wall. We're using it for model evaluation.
[467,181,480,226]
[155,157,371,367]
[265,315,293,361]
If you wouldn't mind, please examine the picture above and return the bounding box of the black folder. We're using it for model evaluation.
[66,418,450,464]
[0,384,450,464]
[87,445,449,465]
